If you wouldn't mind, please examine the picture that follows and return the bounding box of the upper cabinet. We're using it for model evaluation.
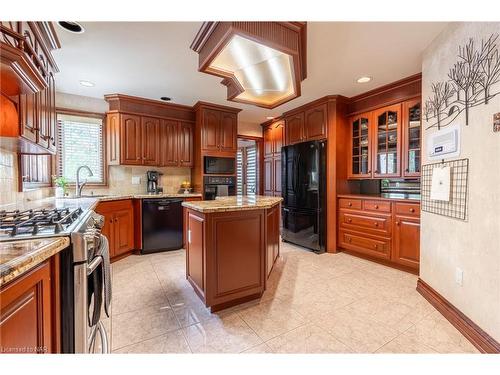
[262,119,284,197]
[285,103,327,145]
[105,94,196,168]
[373,104,401,178]
[347,100,420,179]
[402,99,421,178]
[199,107,238,153]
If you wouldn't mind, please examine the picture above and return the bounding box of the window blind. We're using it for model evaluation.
[57,114,104,184]
[237,149,244,195]
[246,146,257,195]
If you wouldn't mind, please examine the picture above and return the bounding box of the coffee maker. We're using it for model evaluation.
[146,170,163,194]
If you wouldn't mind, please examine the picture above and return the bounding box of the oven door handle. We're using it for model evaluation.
[87,256,103,276]
[97,321,109,354]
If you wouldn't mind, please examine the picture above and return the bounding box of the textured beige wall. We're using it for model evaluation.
[421,22,500,341]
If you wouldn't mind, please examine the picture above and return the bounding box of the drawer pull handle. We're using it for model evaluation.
[374,222,379,227]
[348,202,352,207]
[409,208,415,213]
[374,205,379,209]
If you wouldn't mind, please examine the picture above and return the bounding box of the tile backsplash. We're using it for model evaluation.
[0,148,192,207]
[0,150,53,208]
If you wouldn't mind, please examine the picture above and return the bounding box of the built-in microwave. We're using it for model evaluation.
[204,156,235,174]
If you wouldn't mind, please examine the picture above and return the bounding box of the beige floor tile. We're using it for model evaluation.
[113,329,191,353]
[403,311,479,353]
[316,307,399,353]
[112,282,169,316]
[266,323,352,353]
[376,333,439,353]
[237,299,307,341]
[112,303,180,350]
[167,288,223,327]
[242,343,275,353]
[183,313,262,353]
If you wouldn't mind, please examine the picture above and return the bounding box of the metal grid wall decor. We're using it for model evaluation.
[421,158,469,220]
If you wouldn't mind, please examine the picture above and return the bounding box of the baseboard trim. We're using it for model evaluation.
[416,278,500,353]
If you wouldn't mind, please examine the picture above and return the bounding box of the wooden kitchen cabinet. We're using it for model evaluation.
[262,120,284,197]
[95,200,134,260]
[106,113,120,165]
[337,196,420,273]
[285,112,304,145]
[178,122,193,167]
[402,98,422,178]
[348,112,372,179]
[160,119,179,166]
[141,116,160,166]
[285,103,327,145]
[263,157,273,196]
[0,258,59,354]
[200,108,237,153]
[266,204,280,277]
[120,113,143,165]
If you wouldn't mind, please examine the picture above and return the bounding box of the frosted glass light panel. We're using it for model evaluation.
[209,35,296,107]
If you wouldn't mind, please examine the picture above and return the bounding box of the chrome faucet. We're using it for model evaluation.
[75,165,94,197]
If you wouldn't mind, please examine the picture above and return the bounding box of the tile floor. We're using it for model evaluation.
[109,242,479,354]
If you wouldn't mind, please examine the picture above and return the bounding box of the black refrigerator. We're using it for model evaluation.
[281,140,326,253]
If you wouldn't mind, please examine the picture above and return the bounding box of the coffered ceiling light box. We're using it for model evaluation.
[190,22,307,109]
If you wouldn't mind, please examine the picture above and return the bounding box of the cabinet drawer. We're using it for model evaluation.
[363,200,391,213]
[339,230,391,260]
[394,202,420,217]
[339,198,362,210]
[339,211,391,236]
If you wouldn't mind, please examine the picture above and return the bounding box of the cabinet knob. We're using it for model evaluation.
[374,205,379,209]
[347,218,352,223]
[368,170,372,173]
[409,208,415,213]
[348,202,352,207]
[347,237,352,243]
[396,221,400,226]
[405,168,409,173]
[373,244,378,249]
[114,218,118,223]
[374,222,379,227]
[109,220,113,224]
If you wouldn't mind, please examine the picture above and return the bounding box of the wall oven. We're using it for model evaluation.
[204,156,235,174]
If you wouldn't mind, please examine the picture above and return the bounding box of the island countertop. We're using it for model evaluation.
[0,237,70,287]
[182,195,283,213]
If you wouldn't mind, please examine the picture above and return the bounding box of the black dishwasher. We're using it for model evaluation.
[142,198,183,253]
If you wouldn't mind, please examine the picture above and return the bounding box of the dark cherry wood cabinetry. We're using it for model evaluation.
[338,196,420,272]
[0,256,60,353]
[402,98,422,178]
[95,200,135,261]
[0,22,60,154]
[285,103,327,145]
[262,120,284,197]
[199,107,238,153]
[266,204,280,276]
[105,94,195,169]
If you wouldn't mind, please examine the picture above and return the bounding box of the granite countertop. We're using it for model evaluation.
[182,195,283,213]
[337,193,421,202]
[0,192,203,212]
[0,237,70,287]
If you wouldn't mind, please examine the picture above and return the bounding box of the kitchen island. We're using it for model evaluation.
[182,195,282,311]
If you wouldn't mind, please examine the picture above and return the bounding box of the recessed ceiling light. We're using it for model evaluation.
[57,21,85,34]
[356,76,372,84]
[160,97,171,101]
[266,116,274,120]
[79,80,95,87]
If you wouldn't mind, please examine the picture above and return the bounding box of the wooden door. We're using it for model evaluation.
[178,122,193,167]
[273,156,281,196]
[0,262,52,354]
[347,113,372,179]
[99,211,115,257]
[273,121,284,156]
[372,104,402,178]
[47,73,57,153]
[36,88,49,149]
[113,208,134,256]
[285,113,304,145]
[220,112,237,152]
[202,109,220,151]
[263,125,273,157]
[272,206,280,262]
[186,212,205,294]
[142,116,160,166]
[304,104,327,140]
[19,93,37,143]
[402,98,421,178]
[106,113,120,165]
[263,157,274,196]
[160,119,178,166]
[120,114,142,165]
[393,215,420,269]
[266,208,276,276]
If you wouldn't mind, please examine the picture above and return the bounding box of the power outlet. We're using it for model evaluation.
[131,176,141,185]
[455,267,464,286]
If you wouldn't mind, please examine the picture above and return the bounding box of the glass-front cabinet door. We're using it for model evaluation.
[348,113,372,178]
[403,99,421,177]
[372,104,401,178]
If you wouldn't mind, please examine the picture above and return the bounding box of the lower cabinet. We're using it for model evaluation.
[266,204,280,277]
[0,257,59,353]
[338,197,420,271]
[95,200,134,260]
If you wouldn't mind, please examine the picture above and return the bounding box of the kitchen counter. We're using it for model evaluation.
[182,195,283,213]
[0,237,70,287]
[0,192,203,212]
[337,193,421,202]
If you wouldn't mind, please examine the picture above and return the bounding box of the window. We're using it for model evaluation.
[56,113,105,184]
[237,139,258,195]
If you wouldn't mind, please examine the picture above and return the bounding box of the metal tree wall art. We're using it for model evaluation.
[424,33,500,130]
